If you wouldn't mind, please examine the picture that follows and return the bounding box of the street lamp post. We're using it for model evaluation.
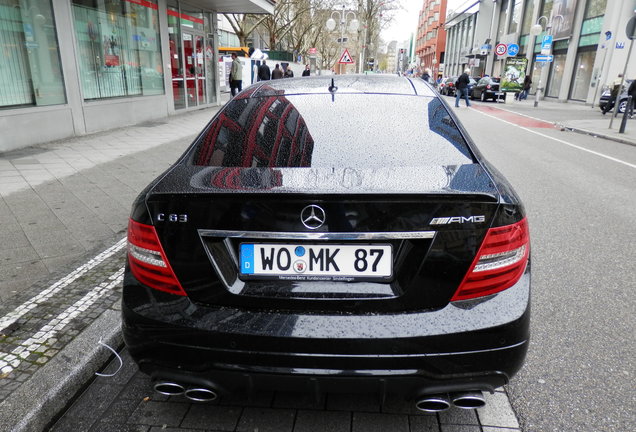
[530,14,564,108]
[326,5,359,74]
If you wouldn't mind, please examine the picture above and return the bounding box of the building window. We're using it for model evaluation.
[0,0,66,108]
[497,0,510,41]
[521,0,535,36]
[584,0,607,18]
[569,49,596,101]
[546,52,566,97]
[509,0,522,34]
[72,0,164,101]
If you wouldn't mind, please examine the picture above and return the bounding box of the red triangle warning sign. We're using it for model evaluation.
[338,49,354,64]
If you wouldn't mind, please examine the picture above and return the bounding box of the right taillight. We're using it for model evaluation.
[451,218,530,301]
[127,219,186,296]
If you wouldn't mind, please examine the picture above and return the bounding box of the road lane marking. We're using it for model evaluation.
[0,268,124,375]
[472,105,556,128]
[470,107,636,170]
[0,238,126,332]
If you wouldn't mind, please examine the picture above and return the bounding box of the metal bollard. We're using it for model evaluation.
[619,95,632,134]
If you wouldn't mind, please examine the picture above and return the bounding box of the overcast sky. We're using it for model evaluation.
[382,0,466,44]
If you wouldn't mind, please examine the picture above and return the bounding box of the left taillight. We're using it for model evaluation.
[127,219,187,296]
[451,218,530,301]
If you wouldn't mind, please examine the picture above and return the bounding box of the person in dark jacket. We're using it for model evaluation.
[455,68,471,107]
[518,75,532,100]
[271,64,283,79]
[421,68,432,84]
[257,61,271,81]
[284,67,294,78]
[302,64,310,76]
[628,79,636,118]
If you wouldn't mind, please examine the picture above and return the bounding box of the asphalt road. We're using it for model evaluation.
[452,102,636,432]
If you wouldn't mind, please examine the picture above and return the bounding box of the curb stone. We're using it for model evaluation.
[0,308,121,432]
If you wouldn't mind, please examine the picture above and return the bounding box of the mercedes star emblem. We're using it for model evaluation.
[300,205,326,230]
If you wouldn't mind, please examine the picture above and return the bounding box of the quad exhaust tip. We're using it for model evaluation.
[153,381,219,402]
[415,390,485,412]
[153,382,185,396]
[415,394,451,412]
[184,387,218,402]
[451,391,486,409]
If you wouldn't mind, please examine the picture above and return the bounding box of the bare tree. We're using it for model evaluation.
[358,0,400,70]
[223,14,269,47]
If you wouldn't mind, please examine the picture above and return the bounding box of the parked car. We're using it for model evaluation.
[441,76,477,96]
[599,79,633,113]
[471,76,506,102]
[123,75,531,412]
[439,76,457,96]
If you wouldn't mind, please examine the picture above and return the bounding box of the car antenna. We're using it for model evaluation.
[328,78,338,102]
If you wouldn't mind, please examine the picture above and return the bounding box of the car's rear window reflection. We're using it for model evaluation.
[191,92,473,168]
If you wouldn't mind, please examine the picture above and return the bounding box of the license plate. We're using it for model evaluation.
[239,243,392,281]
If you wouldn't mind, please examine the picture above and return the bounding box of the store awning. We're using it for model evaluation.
[202,0,275,14]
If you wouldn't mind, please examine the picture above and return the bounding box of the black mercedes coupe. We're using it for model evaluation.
[123,75,530,412]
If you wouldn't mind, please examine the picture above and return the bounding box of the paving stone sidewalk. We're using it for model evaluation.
[0,104,224,304]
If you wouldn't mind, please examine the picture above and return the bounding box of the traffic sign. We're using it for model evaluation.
[308,47,317,54]
[627,16,636,40]
[338,48,354,64]
[541,35,553,55]
[495,43,507,56]
[507,43,520,56]
[535,55,553,62]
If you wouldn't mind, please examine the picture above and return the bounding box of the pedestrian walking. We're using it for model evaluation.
[302,64,310,76]
[421,68,432,84]
[628,79,636,118]
[518,75,532,100]
[272,64,283,79]
[602,74,623,114]
[229,53,243,96]
[455,69,471,107]
[257,61,271,81]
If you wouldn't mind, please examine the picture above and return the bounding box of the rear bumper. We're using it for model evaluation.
[122,272,530,397]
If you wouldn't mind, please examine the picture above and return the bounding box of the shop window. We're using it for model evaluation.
[570,50,596,101]
[0,0,65,108]
[546,53,566,97]
[72,0,164,100]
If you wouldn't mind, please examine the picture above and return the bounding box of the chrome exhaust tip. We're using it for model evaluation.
[451,391,486,409]
[415,394,451,412]
[153,381,185,396]
[184,387,219,402]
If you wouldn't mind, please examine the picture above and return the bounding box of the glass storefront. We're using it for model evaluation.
[72,0,164,100]
[0,0,66,108]
[546,52,566,97]
[167,2,215,110]
[569,49,596,100]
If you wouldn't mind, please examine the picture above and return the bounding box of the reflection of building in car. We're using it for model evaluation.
[193,86,314,167]
[190,167,284,190]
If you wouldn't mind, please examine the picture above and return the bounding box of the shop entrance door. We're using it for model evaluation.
[183,32,206,107]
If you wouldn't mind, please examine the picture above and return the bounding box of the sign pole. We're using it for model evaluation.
[609,39,633,129]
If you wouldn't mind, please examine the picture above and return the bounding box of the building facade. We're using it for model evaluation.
[415,0,448,79]
[0,0,274,153]
[443,0,635,105]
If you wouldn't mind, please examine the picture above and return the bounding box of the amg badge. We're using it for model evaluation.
[430,216,486,225]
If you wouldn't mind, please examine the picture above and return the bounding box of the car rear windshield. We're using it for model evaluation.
[190,94,473,168]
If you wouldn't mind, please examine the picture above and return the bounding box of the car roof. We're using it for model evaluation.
[245,74,437,98]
